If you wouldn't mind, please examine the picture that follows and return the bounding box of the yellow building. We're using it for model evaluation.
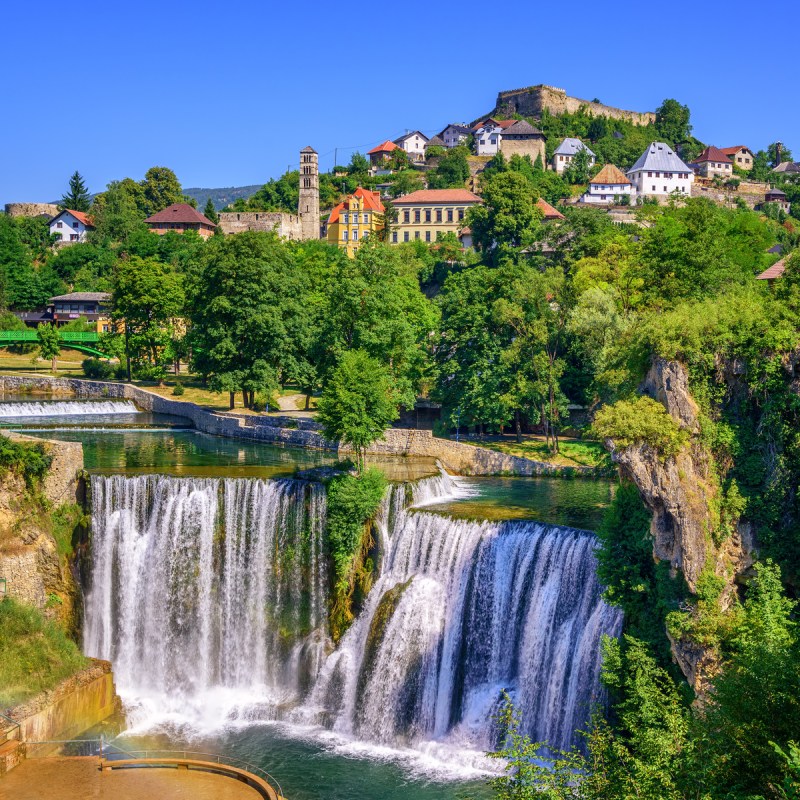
[327,187,385,256]
[390,189,482,244]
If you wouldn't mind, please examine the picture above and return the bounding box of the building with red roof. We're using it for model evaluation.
[720,145,755,172]
[327,187,384,256]
[367,140,400,167]
[690,146,733,178]
[145,203,217,239]
[391,189,482,245]
[49,209,94,245]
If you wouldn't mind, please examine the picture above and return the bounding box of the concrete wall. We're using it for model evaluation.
[4,203,60,218]
[496,85,656,125]
[7,660,119,748]
[0,377,600,477]
[217,211,303,238]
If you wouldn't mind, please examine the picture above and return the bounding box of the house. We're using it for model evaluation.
[393,131,429,162]
[627,142,694,199]
[49,292,113,332]
[772,162,800,175]
[690,146,733,178]
[439,124,471,148]
[49,209,94,244]
[498,120,546,164]
[581,164,636,204]
[552,138,596,173]
[764,188,791,214]
[391,189,482,244]
[145,203,217,239]
[720,145,755,171]
[472,118,517,156]
[368,140,400,167]
[536,197,565,220]
[326,187,384,257]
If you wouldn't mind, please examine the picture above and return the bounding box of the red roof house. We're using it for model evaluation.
[367,140,400,166]
[145,203,217,239]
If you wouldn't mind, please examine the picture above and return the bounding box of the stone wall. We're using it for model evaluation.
[691,178,767,210]
[0,377,598,477]
[217,211,303,238]
[4,202,60,219]
[6,660,119,750]
[499,136,547,164]
[496,85,655,126]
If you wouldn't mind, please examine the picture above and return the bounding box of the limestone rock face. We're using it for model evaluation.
[641,357,700,433]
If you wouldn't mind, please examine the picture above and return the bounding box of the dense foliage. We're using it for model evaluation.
[0,434,53,490]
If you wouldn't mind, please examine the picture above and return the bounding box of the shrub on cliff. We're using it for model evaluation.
[0,597,88,707]
[592,396,688,459]
[0,434,52,490]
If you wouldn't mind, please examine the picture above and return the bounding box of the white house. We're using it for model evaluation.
[439,124,471,148]
[49,209,94,244]
[581,164,636,204]
[393,131,429,162]
[472,118,516,156]
[690,146,733,178]
[552,138,596,173]
[627,142,694,199]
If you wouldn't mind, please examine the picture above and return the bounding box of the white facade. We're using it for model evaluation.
[473,121,505,156]
[394,131,429,162]
[49,210,91,244]
[440,125,470,148]
[627,142,694,199]
[552,138,596,174]
[582,182,636,205]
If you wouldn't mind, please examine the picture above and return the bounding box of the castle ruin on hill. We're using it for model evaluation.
[495,84,655,126]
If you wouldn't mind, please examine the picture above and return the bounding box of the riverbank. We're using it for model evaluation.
[0,377,605,477]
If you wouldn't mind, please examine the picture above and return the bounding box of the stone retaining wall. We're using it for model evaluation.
[0,377,597,477]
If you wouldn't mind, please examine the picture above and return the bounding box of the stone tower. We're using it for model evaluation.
[298,145,319,240]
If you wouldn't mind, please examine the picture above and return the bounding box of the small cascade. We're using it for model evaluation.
[84,470,621,756]
[0,399,139,417]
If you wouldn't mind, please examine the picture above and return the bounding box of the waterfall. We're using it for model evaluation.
[0,400,139,417]
[84,471,621,755]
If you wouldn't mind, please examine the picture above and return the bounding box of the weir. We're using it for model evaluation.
[83,472,621,755]
[0,400,140,417]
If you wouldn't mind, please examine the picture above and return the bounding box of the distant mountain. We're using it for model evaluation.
[183,185,263,211]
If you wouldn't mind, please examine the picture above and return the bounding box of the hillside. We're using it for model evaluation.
[183,185,262,210]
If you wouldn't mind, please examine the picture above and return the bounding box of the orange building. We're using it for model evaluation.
[327,187,384,256]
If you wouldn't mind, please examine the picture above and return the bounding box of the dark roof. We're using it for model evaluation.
[145,203,216,226]
[393,131,429,145]
[49,292,110,303]
[501,120,544,138]
[301,145,317,153]
[767,243,784,254]
[439,124,471,137]
[766,188,787,197]
[426,135,446,147]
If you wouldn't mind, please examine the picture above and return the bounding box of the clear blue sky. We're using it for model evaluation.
[2,0,797,205]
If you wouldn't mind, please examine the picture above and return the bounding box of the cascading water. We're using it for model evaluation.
[84,470,621,757]
[0,399,139,417]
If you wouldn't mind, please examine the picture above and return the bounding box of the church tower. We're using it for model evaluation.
[298,146,319,240]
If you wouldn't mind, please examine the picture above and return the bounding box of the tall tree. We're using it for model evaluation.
[140,167,185,217]
[202,198,219,224]
[36,323,61,373]
[59,171,91,212]
[655,98,692,146]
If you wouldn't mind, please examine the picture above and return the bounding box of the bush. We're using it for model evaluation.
[171,382,185,396]
[592,396,688,459]
[81,358,114,380]
[0,434,52,489]
[251,390,278,412]
[132,363,166,383]
[0,597,88,707]
[113,364,128,381]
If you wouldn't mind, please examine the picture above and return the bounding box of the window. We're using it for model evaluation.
[458,209,464,221]
[663,186,667,192]
[392,232,398,243]
[425,209,431,222]
[342,213,348,224]
[560,155,564,161]
[352,230,358,240]
[414,209,421,223]
[404,231,409,242]
[72,221,79,228]
[57,221,63,228]
[647,172,652,177]
[435,209,442,222]
[447,209,453,223]
[425,231,431,242]
[70,234,78,241]
[404,210,410,224]
[415,231,420,240]
[363,213,369,224]
[342,231,348,241]
[652,185,656,191]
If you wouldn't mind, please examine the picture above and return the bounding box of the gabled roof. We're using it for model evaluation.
[368,140,400,155]
[50,209,95,228]
[145,203,216,226]
[49,292,110,302]
[756,258,787,280]
[720,145,752,156]
[502,120,544,138]
[772,162,800,174]
[392,189,482,205]
[327,187,384,224]
[590,164,632,186]
[553,138,596,158]
[394,130,429,145]
[439,124,471,137]
[692,146,732,164]
[765,187,787,197]
[536,197,565,220]
[472,118,517,132]
[628,142,692,174]
[301,145,317,153]
[426,135,446,148]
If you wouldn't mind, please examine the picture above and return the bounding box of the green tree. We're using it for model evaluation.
[140,166,185,217]
[317,349,399,472]
[347,151,370,176]
[564,145,592,184]
[427,146,471,189]
[768,142,793,167]
[655,98,692,146]
[203,198,219,224]
[36,323,61,372]
[59,171,91,212]
[90,180,147,244]
[388,169,424,198]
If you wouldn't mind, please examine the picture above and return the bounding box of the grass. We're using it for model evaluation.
[0,597,88,708]
[0,347,86,377]
[472,435,612,469]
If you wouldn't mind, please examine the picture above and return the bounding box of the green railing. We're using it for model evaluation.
[0,331,100,343]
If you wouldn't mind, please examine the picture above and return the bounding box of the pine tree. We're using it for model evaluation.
[203,198,219,224]
[60,171,91,212]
